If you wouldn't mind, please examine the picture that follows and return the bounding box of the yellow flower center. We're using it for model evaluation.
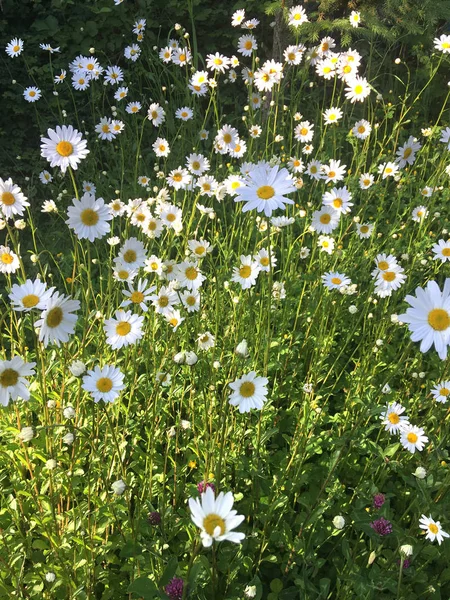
[388,413,400,424]
[429,523,439,534]
[343,65,351,73]
[0,368,19,387]
[260,257,270,267]
[239,265,251,278]
[118,270,129,280]
[86,63,94,70]
[403,148,412,159]
[331,277,342,285]
[192,161,200,171]
[181,112,188,118]
[22,294,39,308]
[300,127,308,136]
[320,214,331,224]
[56,141,73,157]
[239,381,256,397]
[13,45,20,52]
[96,377,113,392]
[116,321,131,336]
[29,91,36,97]
[102,124,110,133]
[231,181,241,190]
[440,387,450,396]
[323,67,331,74]
[186,295,196,306]
[354,85,363,94]
[150,262,159,271]
[442,42,450,49]
[328,171,336,178]
[203,513,226,536]
[223,133,232,144]
[151,111,158,119]
[130,291,144,304]
[363,179,371,186]
[158,296,169,307]
[332,198,343,208]
[169,318,178,327]
[407,432,418,444]
[148,221,157,231]
[159,145,166,151]
[293,13,302,20]
[256,185,275,200]
[1,253,13,264]
[377,261,389,271]
[428,308,450,331]
[179,53,186,62]
[358,125,366,134]
[322,42,329,51]
[185,266,198,280]
[288,52,295,61]
[382,271,396,282]
[442,248,450,257]
[80,209,99,226]
[214,58,223,65]
[1,192,15,206]
[123,249,137,263]
[173,174,182,183]
[360,226,369,233]
[195,246,206,255]
[46,306,63,328]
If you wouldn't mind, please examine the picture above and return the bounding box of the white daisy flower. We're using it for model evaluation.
[197,331,215,351]
[322,186,353,214]
[311,206,340,234]
[148,103,166,126]
[23,86,41,103]
[398,280,450,360]
[234,164,296,217]
[0,356,36,406]
[5,38,24,58]
[352,119,372,140]
[40,125,89,173]
[0,177,29,220]
[322,272,351,290]
[66,192,112,242]
[355,223,373,239]
[34,292,80,347]
[104,310,144,350]
[231,255,260,289]
[0,246,20,274]
[149,285,178,314]
[400,425,428,453]
[189,487,245,547]
[82,365,125,403]
[345,76,371,103]
[181,289,200,312]
[9,279,54,312]
[431,381,450,403]
[120,279,156,312]
[380,402,409,434]
[419,515,449,545]
[174,261,205,291]
[229,371,269,413]
[164,309,184,331]
[116,237,147,270]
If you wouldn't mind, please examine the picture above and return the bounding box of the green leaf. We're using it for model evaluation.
[127,577,158,599]
[158,557,178,587]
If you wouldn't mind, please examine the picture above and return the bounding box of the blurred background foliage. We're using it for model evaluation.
[1,0,450,178]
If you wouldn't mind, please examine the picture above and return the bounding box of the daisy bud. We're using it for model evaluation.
[12,79,16,84]
[173,351,186,364]
[45,572,56,583]
[213,361,221,369]
[235,339,249,358]
[45,459,57,470]
[62,432,75,445]
[368,551,377,565]
[111,479,126,495]
[333,515,345,529]
[18,427,34,442]
[69,360,86,377]
[0,219,6,230]
[413,466,426,479]
[395,58,401,64]
[400,544,413,557]
[348,305,358,314]
[174,23,182,30]
[63,406,76,419]
[245,585,257,598]
[89,47,95,53]
[185,351,198,365]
